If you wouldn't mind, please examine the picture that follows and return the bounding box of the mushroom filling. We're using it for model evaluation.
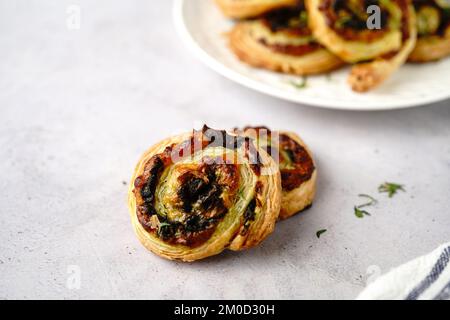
[319,0,403,41]
[133,126,262,247]
[258,6,323,56]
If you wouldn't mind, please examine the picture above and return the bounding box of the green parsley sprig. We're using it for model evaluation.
[378,182,405,198]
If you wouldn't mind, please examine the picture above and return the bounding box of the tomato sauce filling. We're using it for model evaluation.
[241,126,316,191]
[278,133,315,191]
[133,126,262,247]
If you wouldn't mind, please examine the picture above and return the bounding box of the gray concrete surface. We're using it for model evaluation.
[0,0,449,299]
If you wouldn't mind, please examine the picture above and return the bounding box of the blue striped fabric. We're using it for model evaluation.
[434,281,450,300]
[405,246,450,300]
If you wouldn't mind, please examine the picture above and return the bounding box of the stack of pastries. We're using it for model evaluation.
[215,0,450,92]
[128,126,316,261]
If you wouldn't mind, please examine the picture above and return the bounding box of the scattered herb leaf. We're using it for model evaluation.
[316,229,327,238]
[357,194,378,208]
[378,182,405,198]
[290,76,308,89]
[353,194,377,218]
[354,206,371,218]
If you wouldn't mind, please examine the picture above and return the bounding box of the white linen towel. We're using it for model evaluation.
[357,243,450,300]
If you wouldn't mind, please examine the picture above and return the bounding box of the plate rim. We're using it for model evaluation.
[173,0,449,111]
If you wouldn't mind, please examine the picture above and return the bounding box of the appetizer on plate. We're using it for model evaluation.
[229,5,344,75]
[306,0,417,92]
[214,0,449,93]
[409,0,450,62]
[128,126,281,261]
[215,0,299,18]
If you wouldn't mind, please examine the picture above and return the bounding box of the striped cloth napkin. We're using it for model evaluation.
[357,243,450,300]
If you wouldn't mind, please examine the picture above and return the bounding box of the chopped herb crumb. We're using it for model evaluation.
[357,194,378,208]
[157,222,173,239]
[289,76,308,89]
[378,182,405,198]
[354,206,371,218]
[316,229,327,238]
[353,194,377,218]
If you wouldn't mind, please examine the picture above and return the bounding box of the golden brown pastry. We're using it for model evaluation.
[128,126,281,262]
[215,0,299,19]
[229,5,344,75]
[408,0,450,62]
[306,0,417,92]
[236,127,317,220]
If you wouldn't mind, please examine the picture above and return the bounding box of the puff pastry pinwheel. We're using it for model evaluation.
[215,0,299,19]
[307,0,417,92]
[408,0,450,62]
[229,5,344,75]
[236,127,317,220]
[128,126,281,262]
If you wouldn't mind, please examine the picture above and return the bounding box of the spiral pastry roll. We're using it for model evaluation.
[128,126,281,262]
[229,5,344,75]
[408,0,450,62]
[215,0,299,19]
[307,0,417,92]
[237,127,317,220]
[306,0,412,62]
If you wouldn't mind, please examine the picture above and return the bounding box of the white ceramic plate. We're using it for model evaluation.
[174,0,450,110]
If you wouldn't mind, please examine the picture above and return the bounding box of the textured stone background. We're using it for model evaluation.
[1,0,449,299]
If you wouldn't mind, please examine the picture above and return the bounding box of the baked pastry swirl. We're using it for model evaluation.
[408,0,450,62]
[229,4,344,75]
[215,0,299,19]
[128,126,281,261]
[307,0,417,91]
[237,127,317,220]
